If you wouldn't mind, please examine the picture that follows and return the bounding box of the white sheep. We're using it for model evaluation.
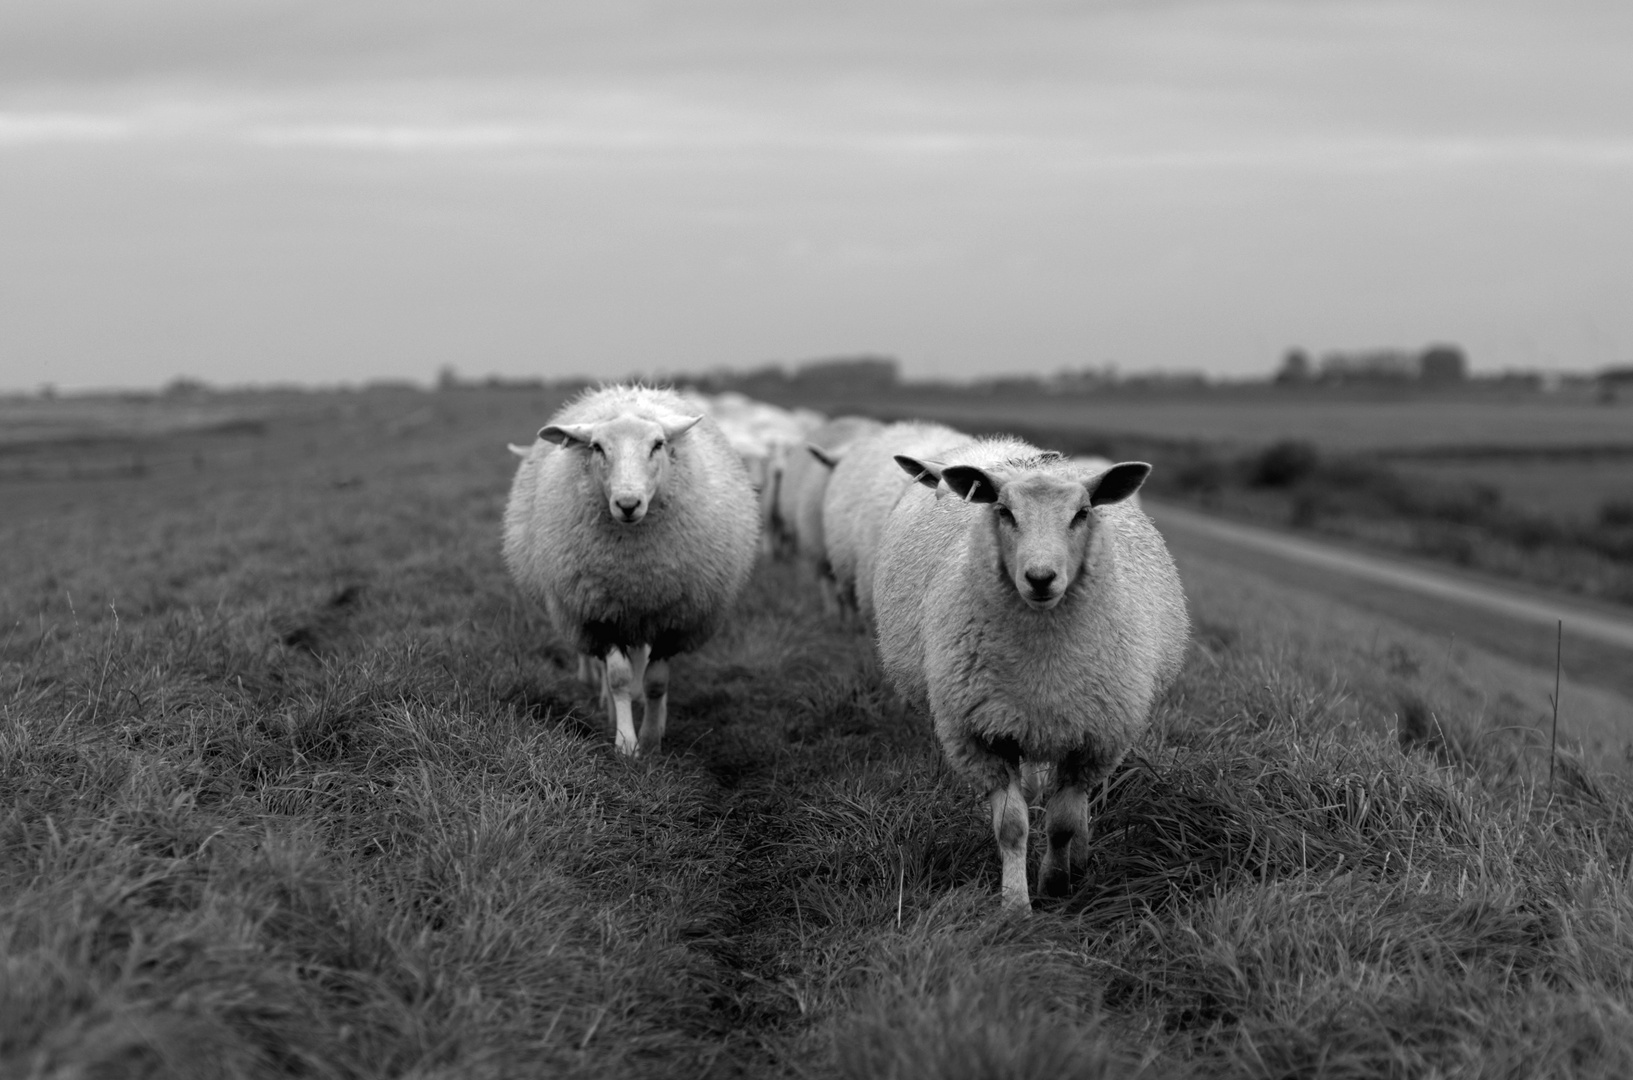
[503,385,761,757]
[773,416,883,608]
[873,438,1189,910]
[821,420,968,623]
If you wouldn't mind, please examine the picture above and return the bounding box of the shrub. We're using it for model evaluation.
[1599,499,1633,528]
[1249,440,1320,488]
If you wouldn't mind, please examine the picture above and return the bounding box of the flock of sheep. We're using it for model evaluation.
[503,384,1190,910]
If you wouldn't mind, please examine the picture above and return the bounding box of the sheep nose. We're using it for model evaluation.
[614,496,643,519]
[1024,569,1057,593]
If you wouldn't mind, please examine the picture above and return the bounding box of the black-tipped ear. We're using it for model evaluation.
[942,464,1002,504]
[1089,462,1151,505]
[535,421,594,447]
[808,444,841,469]
[894,455,946,489]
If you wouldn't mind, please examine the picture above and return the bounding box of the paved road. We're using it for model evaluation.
[1146,501,1633,650]
[1145,499,1633,701]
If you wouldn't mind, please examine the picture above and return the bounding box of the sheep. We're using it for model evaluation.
[873,439,1190,910]
[772,416,883,609]
[690,393,824,559]
[821,420,968,623]
[503,385,761,758]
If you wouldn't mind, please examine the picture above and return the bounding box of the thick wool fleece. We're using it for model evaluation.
[503,386,760,661]
[775,416,882,571]
[821,420,969,621]
[874,438,1189,791]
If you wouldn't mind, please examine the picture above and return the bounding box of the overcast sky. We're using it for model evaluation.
[2,0,1630,390]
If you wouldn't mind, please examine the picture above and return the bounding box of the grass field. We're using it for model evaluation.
[1393,457,1633,522]
[876,389,1633,454]
[6,386,1633,1078]
[854,385,1633,524]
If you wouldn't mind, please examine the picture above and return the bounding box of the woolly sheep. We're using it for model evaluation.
[821,420,968,623]
[773,416,883,608]
[503,385,761,758]
[873,438,1189,910]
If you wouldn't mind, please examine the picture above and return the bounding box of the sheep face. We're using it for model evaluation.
[539,414,702,525]
[941,461,1153,611]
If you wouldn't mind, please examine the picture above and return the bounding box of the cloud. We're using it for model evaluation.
[3,0,1631,389]
[0,110,133,144]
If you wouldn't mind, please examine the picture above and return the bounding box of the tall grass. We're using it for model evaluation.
[4,387,1632,1078]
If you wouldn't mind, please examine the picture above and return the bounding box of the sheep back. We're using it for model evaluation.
[503,385,760,660]
[822,420,967,620]
[778,416,883,569]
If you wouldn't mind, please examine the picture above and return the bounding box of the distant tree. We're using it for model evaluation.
[1320,349,1415,382]
[1275,348,1312,384]
[163,376,210,398]
[791,355,900,392]
[1418,344,1467,383]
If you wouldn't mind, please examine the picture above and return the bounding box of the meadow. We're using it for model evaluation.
[5,385,1633,1078]
[818,385,1633,606]
[881,385,1633,456]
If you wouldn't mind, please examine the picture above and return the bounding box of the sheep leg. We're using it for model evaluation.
[637,656,669,757]
[603,647,640,757]
[1038,783,1092,899]
[576,653,605,688]
[817,571,842,619]
[988,766,1031,912]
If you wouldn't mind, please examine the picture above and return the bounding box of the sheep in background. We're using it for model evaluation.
[690,392,822,557]
[503,385,760,758]
[775,416,883,609]
[821,420,968,623]
[874,439,1189,910]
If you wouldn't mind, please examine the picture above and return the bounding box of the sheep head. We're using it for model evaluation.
[939,460,1151,611]
[538,413,702,525]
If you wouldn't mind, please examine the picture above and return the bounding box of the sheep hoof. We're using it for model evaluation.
[1038,849,1085,899]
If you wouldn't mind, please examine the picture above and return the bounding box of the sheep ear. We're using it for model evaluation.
[807,444,841,469]
[661,415,704,441]
[1089,462,1151,505]
[894,455,947,489]
[943,464,1002,504]
[507,442,531,458]
[538,423,595,447]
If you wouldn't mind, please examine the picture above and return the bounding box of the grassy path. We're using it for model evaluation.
[8,387,1633,1078]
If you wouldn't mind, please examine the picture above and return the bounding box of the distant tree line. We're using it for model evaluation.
[1275,344,1468,385]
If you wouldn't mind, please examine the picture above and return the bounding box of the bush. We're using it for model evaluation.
[1249,440,1320,488]
[1173,457,1228,496]
[1599,499,1633,528]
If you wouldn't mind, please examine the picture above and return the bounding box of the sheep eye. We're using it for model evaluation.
[589,442,606,457]
[651,440,666,456]
[1071,507,1090,527]
[995,505,1015,524]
